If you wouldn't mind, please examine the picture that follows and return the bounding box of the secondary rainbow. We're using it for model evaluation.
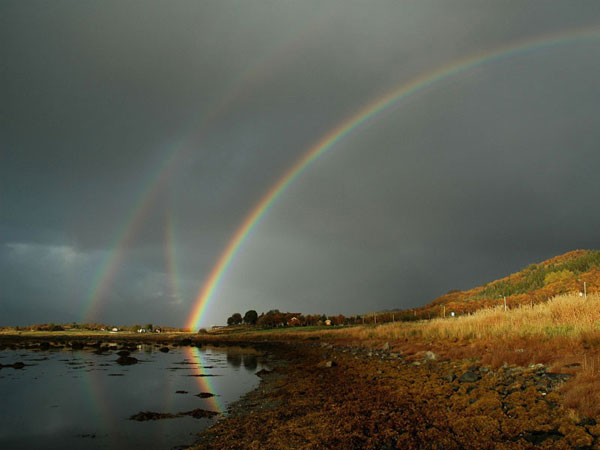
[81,18,326,322]
[186,26,600,330]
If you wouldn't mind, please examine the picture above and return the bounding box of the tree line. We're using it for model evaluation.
[225,309,418,328]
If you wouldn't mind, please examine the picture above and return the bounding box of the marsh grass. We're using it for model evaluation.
[317,294,600,342]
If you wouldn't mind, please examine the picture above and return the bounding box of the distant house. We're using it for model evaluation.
[324,319,332,326]
[109,327,119,333]
[155,329,161,333]
[137,328,146,333]
[287,317,301,327]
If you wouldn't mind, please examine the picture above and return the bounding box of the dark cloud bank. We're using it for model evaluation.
[2,1,600,327]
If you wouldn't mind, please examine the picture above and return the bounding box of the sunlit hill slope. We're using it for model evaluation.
[417,250,600,318]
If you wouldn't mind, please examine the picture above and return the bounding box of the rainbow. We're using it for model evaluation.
[83,151,180,322]
[165,212,182,304]
[82,17,328,322]
[186,26,600,330]
[184,346,224,412]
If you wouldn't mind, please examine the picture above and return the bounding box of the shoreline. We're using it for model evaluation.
[189,341,598,449]
[2,332,599,448]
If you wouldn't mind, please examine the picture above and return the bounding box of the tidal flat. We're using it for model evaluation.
[0,337,271,450]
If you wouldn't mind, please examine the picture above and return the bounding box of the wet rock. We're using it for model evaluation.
[195,392,215,398]
[180,339,192,346]
[175,390,188,394]
[423,351,439,361]
[0,362,26,370]
[445,373,456,382]
[545,372,573,383]
[521,430,562,445]
[159,347,170,353]
[319,360,337,368]
[458,371,480,383]
[580,417,597,427]
[116,350,130,357]
[130,411,181,421]
[39,342,50,350]
[115,356,138,365]
[183,408,219,419]
[70,342,84,350]
[255,369,272,377]
[528,363,545,370]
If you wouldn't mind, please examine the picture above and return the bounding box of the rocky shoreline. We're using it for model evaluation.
[190,341,598,449]
[2,333,596,449]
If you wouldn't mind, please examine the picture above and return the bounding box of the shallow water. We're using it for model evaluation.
[0,344,267,450]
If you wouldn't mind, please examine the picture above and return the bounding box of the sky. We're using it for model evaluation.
[2,1,600,328]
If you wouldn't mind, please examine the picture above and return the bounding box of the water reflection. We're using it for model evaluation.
[242,354,258,371]
[227,353,242,368]
[0,344,267,450]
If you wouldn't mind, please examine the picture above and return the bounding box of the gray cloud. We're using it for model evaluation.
[2,1,600,327]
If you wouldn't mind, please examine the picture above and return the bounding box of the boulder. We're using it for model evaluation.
[445,373,456,382]
[423,351,439,361]
[116,356,138,365]
[159,347,170,353]
[129,411,180,421]
[183,408,219,419]
[195,392,215,398]
[319,360,337,368]
[458,371,481,383]
[255,369,272,377]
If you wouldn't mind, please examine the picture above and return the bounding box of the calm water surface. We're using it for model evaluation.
[0,344,267,450]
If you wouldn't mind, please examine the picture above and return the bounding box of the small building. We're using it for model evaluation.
[287,317,301,327]
[324,319,332,326]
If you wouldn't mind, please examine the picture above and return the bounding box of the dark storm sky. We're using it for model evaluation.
[2,1,600,327]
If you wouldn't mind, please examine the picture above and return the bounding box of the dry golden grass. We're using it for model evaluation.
[323,293,600,342]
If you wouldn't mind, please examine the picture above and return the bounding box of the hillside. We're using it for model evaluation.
[416,249,600,318]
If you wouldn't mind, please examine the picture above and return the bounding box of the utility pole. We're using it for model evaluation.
[374,312,376,324]
[443,305,446,318]
[504,296,507,311]
[392,313,394,323]
[585,281,587,299]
